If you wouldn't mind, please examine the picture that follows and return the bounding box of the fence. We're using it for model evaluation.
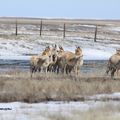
[0,17,120,43]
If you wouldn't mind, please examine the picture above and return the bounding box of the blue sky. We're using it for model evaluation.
[0,0,120,19]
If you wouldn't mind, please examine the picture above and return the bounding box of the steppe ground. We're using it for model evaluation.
[0,18,120,120]
[0,18,119,102]
[0,70,119,102]
[0,17,120,41]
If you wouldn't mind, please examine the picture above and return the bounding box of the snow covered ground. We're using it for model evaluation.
[0,35,119,60]
[0,23,119,60]
[0,94,120,120]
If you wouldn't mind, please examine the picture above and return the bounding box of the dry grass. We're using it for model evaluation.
[0,71,120,103]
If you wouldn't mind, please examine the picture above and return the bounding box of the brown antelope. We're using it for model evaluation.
[30,46,51,77]
[55,46,83,75]
[30,45,58,77]
[106,49,120,78]
[74,46,83,75]
[66,56,81,74]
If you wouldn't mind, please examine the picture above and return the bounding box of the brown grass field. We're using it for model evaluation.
[0,71,119,103]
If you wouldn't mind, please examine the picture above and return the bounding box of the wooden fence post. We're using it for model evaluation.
[15,19,18,36]
[94,25,97,42]
[63,23,66,38]
[40,20,42,36]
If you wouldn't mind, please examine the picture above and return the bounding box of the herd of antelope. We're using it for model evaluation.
[30,45,120,79]
[30,45,83,78]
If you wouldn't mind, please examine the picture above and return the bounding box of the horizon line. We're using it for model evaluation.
[0,16,120,21]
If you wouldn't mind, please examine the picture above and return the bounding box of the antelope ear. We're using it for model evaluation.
[61,47,64,50]
[46,46,49,49]
[59,45,62,49]
[55,44,57,48]
[75,45,78,48]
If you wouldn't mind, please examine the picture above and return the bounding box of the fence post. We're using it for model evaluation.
[15,19,18,36]
[94,25,97,42]
[40,20,42,36]
[63,23,66,38]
